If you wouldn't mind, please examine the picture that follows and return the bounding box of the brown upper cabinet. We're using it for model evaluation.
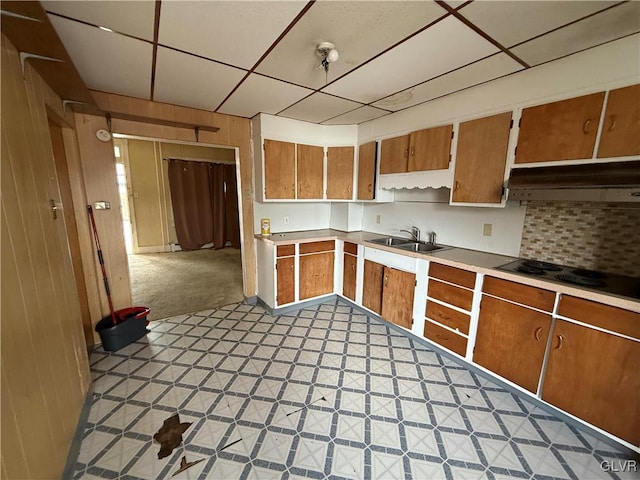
[515,92,605,164]
[327,146,355,200]
[357,142,376,200]
[296,143,324,199]
[453,112,512,203]
[264,139,295,199]
[597,83,640,158]
[380,125,452,174]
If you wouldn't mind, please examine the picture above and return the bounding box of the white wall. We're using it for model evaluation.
[330,203,364,232]
[253,202,331,233]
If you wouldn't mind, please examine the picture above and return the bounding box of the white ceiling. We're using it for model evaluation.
[43,0,640,125]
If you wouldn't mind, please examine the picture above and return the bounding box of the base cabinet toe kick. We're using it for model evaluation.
[256,239,640,449]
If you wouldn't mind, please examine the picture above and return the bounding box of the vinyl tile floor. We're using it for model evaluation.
[74,299,636,480]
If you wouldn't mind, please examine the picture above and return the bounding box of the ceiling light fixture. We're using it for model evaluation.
[316,41,339,83]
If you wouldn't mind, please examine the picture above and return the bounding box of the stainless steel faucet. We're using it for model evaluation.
[400,226,420,242]
[426,231,437,245]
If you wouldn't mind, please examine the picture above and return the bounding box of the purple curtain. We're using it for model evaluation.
[168,160,240,251]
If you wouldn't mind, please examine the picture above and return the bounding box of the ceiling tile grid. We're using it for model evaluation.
[44,1,640,124]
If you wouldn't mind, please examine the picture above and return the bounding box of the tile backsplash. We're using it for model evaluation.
[520,201,640,276]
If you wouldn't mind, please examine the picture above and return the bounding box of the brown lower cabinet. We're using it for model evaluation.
[474,295,551,393]
[299,252,334,300]
[362,260,415,329]
[276,257,295,305]
[542,320,640,446]
[342,253,357,301]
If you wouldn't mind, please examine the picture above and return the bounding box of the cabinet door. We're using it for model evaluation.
[327,146,354,199]
[515,92,605,163]
[474,295,551,393]
[381,267,415,329]
[357,142,376,200]
[453,112,512,203]
[597,83,640,158]
[342,253,357,301]
[297,143,324,199]
[542,320,640,446]
[408,125,452,171]
[299,252,334,300]
[264,139,295,199]
[379,135,409,174]
[362,260,384,314]
[276,257,295,305]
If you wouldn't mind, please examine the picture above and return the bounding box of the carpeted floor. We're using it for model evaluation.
[127,248,243,321]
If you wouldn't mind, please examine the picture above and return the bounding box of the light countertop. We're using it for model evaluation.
[255,229,640,312]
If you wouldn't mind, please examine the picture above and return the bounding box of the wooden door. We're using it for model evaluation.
[408,125,452,171]
[276,257,295,305]
[362,260,384,314]
[264,139,295,199]
[379,135,409,174]
[381,267,415,329]
[453,112,512,203]
[474,296,551,393]
[357,142,376,200]
[296,143,324,199]
[327,146,355,199]
[542,320,640,445]
[299,252,334,300]
[597,83,640,158]
[515,92,605,163]
[343,253,357,301]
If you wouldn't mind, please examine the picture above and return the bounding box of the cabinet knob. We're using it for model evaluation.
[384,275,388,286]
[607,115,616,132]
[534,327,542,342]
[404,148,409,158]
[367,184,372,192]
[410,146,415,157]
[582,119,592,134]
[454,180,460,192]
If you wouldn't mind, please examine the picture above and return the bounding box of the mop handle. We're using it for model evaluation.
[87,205,118,326]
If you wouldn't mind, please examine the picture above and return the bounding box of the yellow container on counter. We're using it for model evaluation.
[260,218,271,236]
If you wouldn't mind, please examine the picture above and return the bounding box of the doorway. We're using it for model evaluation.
[113,136,244,321]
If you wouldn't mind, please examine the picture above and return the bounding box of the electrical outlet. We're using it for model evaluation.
[283,216,290,225]
[376,214,381,224]
[483,223,492,236]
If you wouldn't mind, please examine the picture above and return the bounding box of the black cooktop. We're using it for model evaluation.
[496,259,640,300]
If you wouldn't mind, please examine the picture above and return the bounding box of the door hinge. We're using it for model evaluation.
[514,146,518,157]
[449,154,452,163]
[509,119,513,129]
[501,186,506,197]
[415,280,417,287]
[263,143,266,150]
[518,118,522,128]
[451,131,454,139]
[275,263,277,270]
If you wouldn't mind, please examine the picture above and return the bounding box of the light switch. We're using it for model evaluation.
[95,201,111,210]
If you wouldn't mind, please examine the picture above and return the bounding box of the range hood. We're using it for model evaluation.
[507,160,640,202]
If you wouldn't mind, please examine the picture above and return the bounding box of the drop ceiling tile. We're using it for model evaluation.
[279,93,363,124]
[372,53,524,111]
[158,1,307,69]
[44,1,156,40]
[321,106,390,125]
[511,2,640,66]
[458,1,619,48]
[49,16,152,99]
[323,16,499,104]
[153,47,246,111]
[217,74,312,119]
[255,1,447,89]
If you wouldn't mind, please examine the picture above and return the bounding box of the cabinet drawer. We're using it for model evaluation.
[426,301,470,334]
[299,240,335,254]
[483,276,555,312]
[344,241,358,255]
[428,279,473,311]
[364,247,417,273]
[424,321,467,356]
[429,262,476,289]
[558,295,640,340]
[277,244,295,257]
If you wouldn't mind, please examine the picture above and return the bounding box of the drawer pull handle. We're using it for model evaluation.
[555,335,564,350]
[437,334,449,341]
[583,119,591,134]
[608,115,616,132]
[368,184,372,192]
[534,327,542,342]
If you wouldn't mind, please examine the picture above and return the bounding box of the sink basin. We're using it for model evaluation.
[396,242,445,252]
[368,237,413,246]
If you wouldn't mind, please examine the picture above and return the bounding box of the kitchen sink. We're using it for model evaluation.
[368,236,413,246]
[396,242,446,252]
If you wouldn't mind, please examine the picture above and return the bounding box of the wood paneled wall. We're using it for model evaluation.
[1,35,90,479]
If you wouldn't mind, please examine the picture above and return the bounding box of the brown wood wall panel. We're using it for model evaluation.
[1,36,90,480]
[482,276,555,312]
[277,244,295,257]
[299,240,335,254]
[428,279,474,311]
[429,262,476,289]
[558,295,640,339]
[424,321,468,356]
